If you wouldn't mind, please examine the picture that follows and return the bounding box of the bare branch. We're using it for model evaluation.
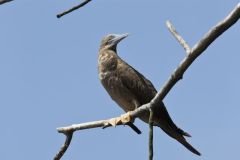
[56,104,155,132]
[152,2,240,105]
[191,3,240,56]
[57,113,140,133]
[57,0,92,18]
[0,0,13,5]
[166,20,191,54]
[55,3,240,159]
[58,119,110,133]
[148,109,154,160]
[54,131,73,160]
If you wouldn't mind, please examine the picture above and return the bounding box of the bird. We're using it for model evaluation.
[98,33,201,156]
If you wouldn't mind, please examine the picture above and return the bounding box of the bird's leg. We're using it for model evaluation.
[124,100,142,134]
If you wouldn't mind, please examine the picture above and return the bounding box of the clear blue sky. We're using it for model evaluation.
[1,1,240,160]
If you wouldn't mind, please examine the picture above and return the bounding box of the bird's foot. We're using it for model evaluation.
[106,112,132,127]
[102,112,141,134]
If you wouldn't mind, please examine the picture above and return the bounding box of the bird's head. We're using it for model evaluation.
[100,33,129,51]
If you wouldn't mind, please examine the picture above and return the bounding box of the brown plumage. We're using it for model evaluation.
[98,33,201,156]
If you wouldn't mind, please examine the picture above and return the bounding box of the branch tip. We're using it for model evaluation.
[166,20,191,54]
[56,0,92,18]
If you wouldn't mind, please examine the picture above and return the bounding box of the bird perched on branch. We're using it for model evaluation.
[98,33,201,156]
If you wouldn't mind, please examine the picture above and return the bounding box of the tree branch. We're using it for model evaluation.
[57,0,92,18]
[0,0,13,5]
[152,2,240,105]
[148,109,154,160]
[54,3,240,159]
[54,131,73,160]
[166,20,191,54]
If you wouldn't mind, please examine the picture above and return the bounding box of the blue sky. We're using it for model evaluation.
[1,1,240,160]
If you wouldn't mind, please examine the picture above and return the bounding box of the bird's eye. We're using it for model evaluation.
[107,39,112,44]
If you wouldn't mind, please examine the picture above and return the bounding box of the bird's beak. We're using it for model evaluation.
[109,33,129,46]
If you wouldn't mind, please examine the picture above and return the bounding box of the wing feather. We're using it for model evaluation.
[117,59,157,106]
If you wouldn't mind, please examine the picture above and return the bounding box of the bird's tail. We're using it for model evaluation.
[177,127,192,137]
[178,136,201,156]
[159,127,201,156]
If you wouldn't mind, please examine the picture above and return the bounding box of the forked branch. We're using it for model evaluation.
[54,3,240,160]
[152,3,240,105]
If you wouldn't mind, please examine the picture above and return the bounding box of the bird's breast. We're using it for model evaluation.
[98,52,117,74]
[99,71,136,112]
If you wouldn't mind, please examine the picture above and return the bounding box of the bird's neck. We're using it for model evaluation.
[98,49,118,73]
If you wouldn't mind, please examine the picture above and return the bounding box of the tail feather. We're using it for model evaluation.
[177,128,191,137]
[159,127,201,156]
[155,103,200,155]
[179,138,201,156]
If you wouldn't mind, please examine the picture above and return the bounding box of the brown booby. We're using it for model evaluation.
[98,33,200,156]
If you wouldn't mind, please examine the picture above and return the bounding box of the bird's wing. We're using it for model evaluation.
[118,60,157,105]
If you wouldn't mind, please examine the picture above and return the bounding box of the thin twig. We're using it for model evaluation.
[57,0,92,18]
[0,0,13,5]
[149,109,154,160]
[55,3,240,159]
[166,20,191,54]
